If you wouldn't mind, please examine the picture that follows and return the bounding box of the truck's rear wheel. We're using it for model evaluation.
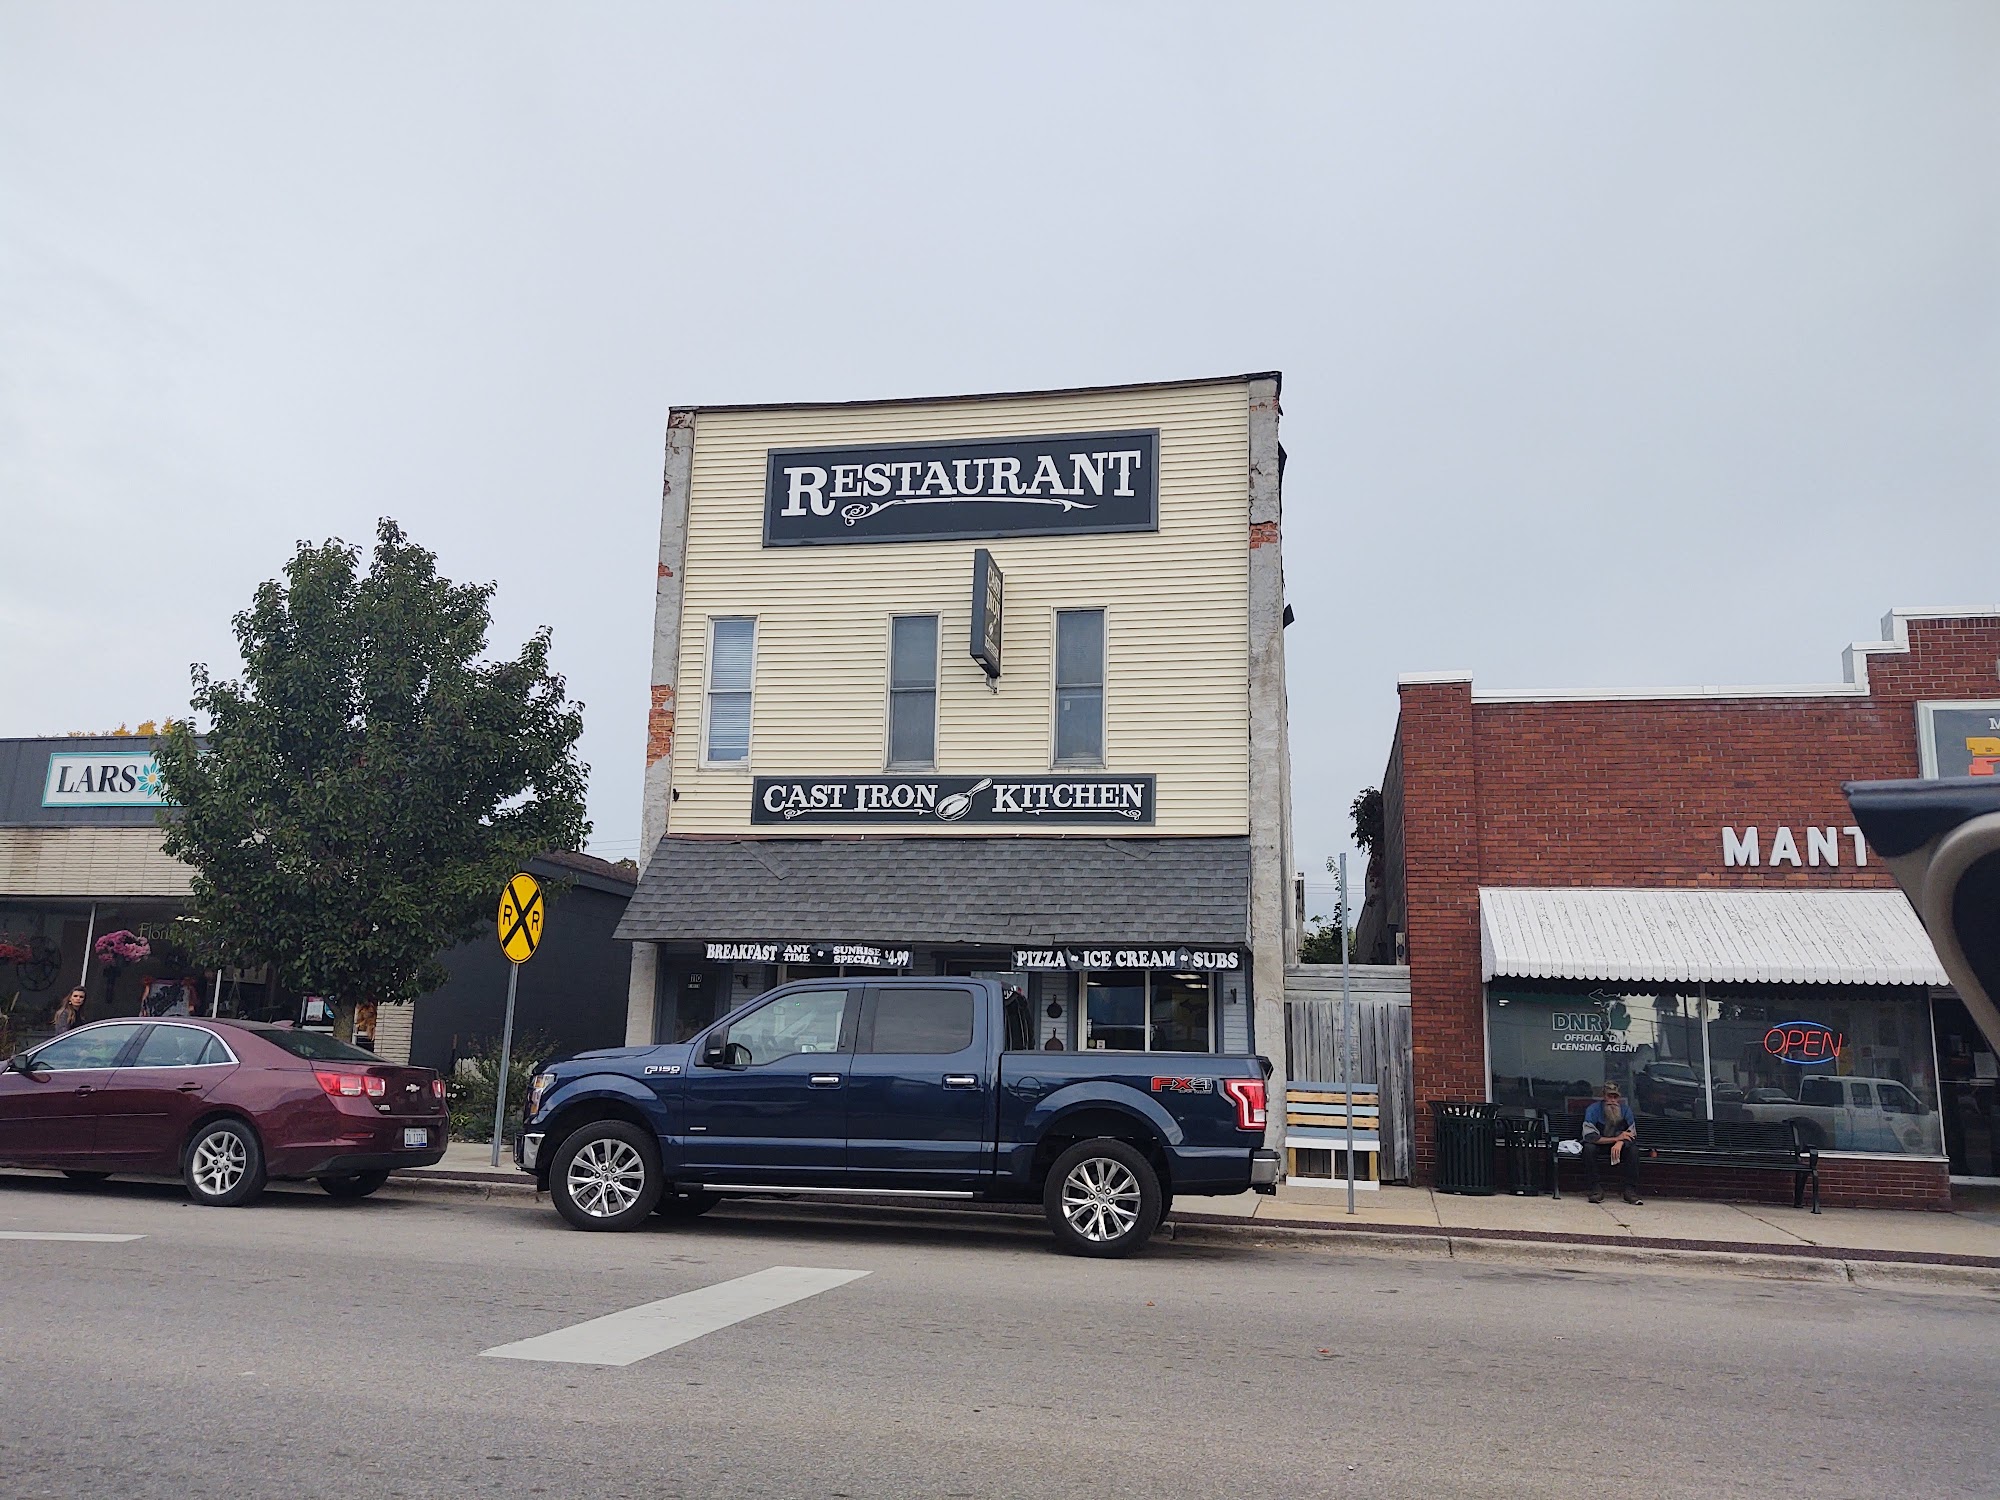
[1045,1138,1161,1258]
[550,1121,662,1231]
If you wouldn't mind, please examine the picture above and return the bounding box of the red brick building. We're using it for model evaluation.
[1357,608,2000,1207]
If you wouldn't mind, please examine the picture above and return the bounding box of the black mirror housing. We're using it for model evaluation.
[1845,776,2000,1055]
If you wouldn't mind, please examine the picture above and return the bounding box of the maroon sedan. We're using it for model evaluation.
[0,1017,447,1206]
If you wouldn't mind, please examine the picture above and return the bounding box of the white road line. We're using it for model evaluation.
[0,1231,145,1243]
[480,1265,870,1368]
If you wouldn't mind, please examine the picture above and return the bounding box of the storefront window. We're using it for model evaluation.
[1487,982,1943,1155]
[1085,972,1214,1053]
[1085,976,1146,1050]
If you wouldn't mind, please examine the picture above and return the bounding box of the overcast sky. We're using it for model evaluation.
[3,3,1995,909]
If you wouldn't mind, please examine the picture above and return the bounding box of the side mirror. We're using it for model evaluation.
[6,1053,44,1078]
[1845,777,2000,1056]
[701,1037,751,1069]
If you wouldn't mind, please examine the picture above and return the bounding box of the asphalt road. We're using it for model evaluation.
[0,1173,1993,1499]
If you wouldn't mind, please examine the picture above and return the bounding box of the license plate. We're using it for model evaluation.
[403,1127,429,1148]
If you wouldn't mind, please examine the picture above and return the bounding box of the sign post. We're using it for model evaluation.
[492,872,544,1167]
[1339,854,1356,1216]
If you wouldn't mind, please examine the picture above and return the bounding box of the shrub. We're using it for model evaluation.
[446,1030,558,1143]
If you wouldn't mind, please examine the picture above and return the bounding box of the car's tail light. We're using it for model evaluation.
[315,1071,385,1099]
[1221,1078,1267,1131]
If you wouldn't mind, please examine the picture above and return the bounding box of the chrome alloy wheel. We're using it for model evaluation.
[1060,1156,1143,1243]
[191,1130,248,1197]
[566,1137,648,1219]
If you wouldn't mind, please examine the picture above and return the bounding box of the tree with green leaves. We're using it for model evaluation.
[156,519,589,1012]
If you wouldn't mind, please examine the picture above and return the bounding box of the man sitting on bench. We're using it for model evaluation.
[1582,1084,1643,1206]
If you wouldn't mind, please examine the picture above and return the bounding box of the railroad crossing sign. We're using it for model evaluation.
[497,873,544,964]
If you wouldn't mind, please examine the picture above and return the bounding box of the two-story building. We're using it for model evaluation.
[615,375,1297,1093]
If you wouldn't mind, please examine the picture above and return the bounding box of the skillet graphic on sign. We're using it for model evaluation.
[1762,1020,1843,1065]
[753,775,1155,826]
[763,429,1160,546]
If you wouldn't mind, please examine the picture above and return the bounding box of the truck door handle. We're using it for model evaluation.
[808,1074,843,1088]
[943,1074,978,1089]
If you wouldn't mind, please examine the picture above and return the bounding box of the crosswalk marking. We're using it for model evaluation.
[480,1265,870,1368]
[0,1231,144,1243]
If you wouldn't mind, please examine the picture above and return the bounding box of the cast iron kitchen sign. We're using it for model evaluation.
[752,774,1156,826]
[1917,701,2000,778]
[763,429,1160,546]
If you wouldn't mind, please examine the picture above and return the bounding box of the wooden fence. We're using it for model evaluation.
[1284,965,1413,1182]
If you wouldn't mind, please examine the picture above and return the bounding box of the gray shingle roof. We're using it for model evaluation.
[615,837,1249,947]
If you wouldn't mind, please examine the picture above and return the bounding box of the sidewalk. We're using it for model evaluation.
[400,1143,2000,1271]
[1181,1181,2000,1266]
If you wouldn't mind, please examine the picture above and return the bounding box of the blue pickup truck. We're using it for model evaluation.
[518,976,1278,1256]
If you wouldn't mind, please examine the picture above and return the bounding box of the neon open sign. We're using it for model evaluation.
[1762,1021,1843,1065]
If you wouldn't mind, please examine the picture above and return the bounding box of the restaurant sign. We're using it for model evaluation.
[704,941,912,969]
[752,774,1155,826]
[763,429,1160,546]
[1012,948,1243,973]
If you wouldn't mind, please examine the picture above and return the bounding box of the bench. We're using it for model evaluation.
[1543,1114,1819,1213]
[1284,1083,1380,1190]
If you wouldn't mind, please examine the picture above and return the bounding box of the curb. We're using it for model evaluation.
[378,1173,2000,1288]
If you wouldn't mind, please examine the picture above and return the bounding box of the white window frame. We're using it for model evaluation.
[702,615,758,769]
[1050,605,1109,770]
[884,613,941,772]
[1080,972,1216,1053]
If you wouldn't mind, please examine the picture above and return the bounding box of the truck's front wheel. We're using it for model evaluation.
[551,1121,663,1231]
[1045,1138,1162,1258]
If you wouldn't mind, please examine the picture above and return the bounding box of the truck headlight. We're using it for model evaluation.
[527,1072,556,1117]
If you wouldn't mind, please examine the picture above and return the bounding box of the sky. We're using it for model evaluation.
[3,2,1995,913]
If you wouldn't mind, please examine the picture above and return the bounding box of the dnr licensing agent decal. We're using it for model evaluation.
[763,429,1159,546]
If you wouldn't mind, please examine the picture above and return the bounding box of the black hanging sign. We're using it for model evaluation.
[752,774,1155,826]
[970,548,1004,680]
[763,429,1160,546]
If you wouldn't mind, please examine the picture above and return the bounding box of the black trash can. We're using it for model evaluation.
[1431,1101,1499,1195]
[1496,1111,1550,1196]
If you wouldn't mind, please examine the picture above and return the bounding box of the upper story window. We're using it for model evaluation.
[705,617,756,765]
[887,615,939,769]
[1054,608,1105,766]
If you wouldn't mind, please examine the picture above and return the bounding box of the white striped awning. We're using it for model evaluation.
[1479,887,1948,987]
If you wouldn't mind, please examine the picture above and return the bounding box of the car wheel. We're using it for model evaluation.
[550,1121,662,1231]
[1044,1138,1162,1258]
[654,1188,720,1219]
[62,1170,112,1185]
[183,1119,267,1208]
[316,1170,391,1199]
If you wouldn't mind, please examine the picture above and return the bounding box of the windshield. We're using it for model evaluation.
[247,1027,381,1062]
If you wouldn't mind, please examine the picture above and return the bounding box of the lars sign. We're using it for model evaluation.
[43,752,171,808]
[752,775,1155,826]
[763,429,1160,546]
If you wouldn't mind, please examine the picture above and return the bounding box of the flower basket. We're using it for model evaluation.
[0,939,32,966]
[94,930,151,968]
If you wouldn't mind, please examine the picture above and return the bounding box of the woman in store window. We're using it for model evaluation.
[48,987,86,1033]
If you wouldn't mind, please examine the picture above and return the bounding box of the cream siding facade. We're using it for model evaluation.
[0,827,194,900]
[665,381,1253,837]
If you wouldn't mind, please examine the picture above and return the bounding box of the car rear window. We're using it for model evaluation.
[248,1028,381,1062]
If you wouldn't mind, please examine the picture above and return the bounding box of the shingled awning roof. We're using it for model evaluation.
[615,837,1250,948]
